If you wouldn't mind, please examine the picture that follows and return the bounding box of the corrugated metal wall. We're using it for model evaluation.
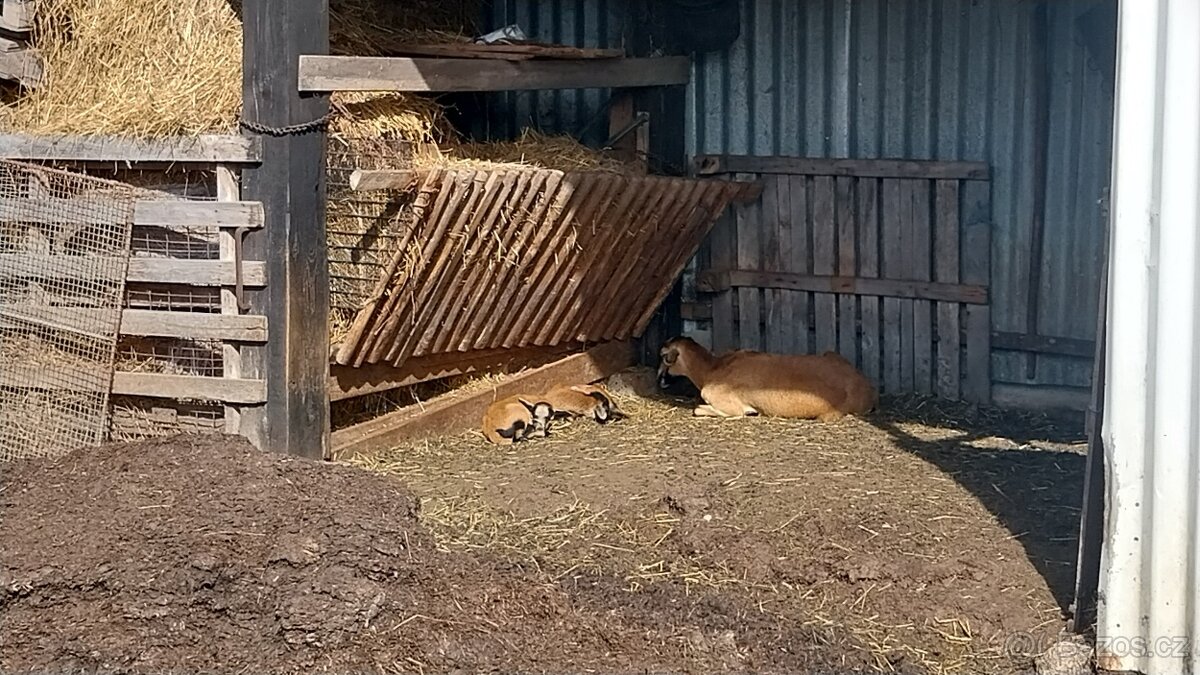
[482,0,624,145]
[1097,0,1200,672]
[480,0,1116,394]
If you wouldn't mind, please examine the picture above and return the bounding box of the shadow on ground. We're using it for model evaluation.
[866,395,1088,614]
[653,373,1090,615]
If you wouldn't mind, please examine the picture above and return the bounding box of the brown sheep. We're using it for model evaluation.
[541,383,626,425]
[481,395,555,445]
[657,336,877,422]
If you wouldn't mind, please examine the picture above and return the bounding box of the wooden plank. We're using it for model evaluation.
[911,180,934,395]
[897,180,916,392]
[880,179,903,394]
[0,367,267,404]
[991,383,1089,413]
[349,169,416,192]
[0,134,261,163]
[134,200,265,228]
[812,176,837,353]
[328,344,577,402]
[836,176,858,362]
[0,46,40,88]
[391,43,626,61]
[606,89,638,165]
[788,174,810,355]
[1,305,266,341]
[298,55,692,93]
[695,269,987,304]
[694,155,990,181]
[735,172,762,351]
[934,179,962,400]
[857,178,882,388]
[1,0,35,32]
[329,341,636,460]
[113,373,267,404]
[0,198,264,228]
[991,331,1096,359]
[216,165,246,434]
[0,254,265,286]
[764,176,793,354]
[241,0,331,457]
[962,220,992,404]
[708,190,736,354]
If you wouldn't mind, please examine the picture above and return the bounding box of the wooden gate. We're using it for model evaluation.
[692,155,993,404]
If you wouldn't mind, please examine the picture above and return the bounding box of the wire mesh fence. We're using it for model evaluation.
[0,160,137,461]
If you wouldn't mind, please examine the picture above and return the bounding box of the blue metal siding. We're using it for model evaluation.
[482,0,1115,391]
[482,0,623,144]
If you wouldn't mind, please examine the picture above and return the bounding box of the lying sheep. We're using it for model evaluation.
[656,336,877,421]
[540,383,626,425]
[481,396,555,445]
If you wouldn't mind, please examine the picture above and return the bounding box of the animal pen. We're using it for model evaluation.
[0,0,1147,671]
[0,0,1111,458]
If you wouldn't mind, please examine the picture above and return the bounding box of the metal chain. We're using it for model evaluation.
[238,112,334,137]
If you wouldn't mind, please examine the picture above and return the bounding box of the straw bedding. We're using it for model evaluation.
[346,368,1090,675]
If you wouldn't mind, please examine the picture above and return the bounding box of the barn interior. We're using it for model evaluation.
[0,1,1121,673]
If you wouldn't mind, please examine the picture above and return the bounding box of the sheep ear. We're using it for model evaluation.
[517,398,536,412]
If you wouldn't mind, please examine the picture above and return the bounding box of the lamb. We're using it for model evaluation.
[540,382,626,425]
[481,396,555,445]
[656,336,877,421]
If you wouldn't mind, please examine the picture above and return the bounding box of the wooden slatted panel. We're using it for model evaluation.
[692,157,990,403]
[331,169,757,368]
[609,178,700,338]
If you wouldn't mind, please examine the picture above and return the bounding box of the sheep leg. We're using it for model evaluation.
[694,391,756,418]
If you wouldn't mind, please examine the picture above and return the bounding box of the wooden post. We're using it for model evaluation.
[239,0,331,459]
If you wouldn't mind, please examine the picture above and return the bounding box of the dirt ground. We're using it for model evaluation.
[0,367,1089,674]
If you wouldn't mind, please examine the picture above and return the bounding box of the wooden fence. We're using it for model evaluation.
[691,155,993,403]
[0,133,267,440]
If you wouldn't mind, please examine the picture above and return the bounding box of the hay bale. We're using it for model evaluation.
[0,0,476,139]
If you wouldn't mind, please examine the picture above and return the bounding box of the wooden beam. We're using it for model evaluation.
[0,47,40,88]
[113,373,267,404]
[991,383,1090,413]
[0,305,266,341]
[693,155,990,181]
[348,169,416,192]
[0,254,265,286]
[241,0,331,458]
[390,43,626,61]
[0,0,35,32]
[328,344,576,402]
[0,198,263,228]
[133,201,265,228]
[0,367,266,404]
[0,134,261,163]
[992,331,1096,359]
[298,55,692,93]
[696,269,988,305]
[330,340,636,460]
